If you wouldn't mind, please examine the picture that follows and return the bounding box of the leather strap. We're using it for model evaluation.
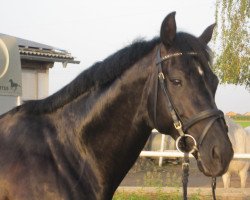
[198,115,222,146]
[212,177,217,200]
[182,153,190,200]
[182,109,224,132]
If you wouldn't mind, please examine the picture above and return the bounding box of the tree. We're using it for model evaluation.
[213,0,250,88]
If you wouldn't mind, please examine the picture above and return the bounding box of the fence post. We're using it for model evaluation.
[158,134,166,166]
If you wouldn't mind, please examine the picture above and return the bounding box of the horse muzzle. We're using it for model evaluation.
[194,145,234,177]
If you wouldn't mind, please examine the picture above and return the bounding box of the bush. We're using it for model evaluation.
[231,115,250,121]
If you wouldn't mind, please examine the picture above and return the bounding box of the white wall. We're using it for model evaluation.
[0,68,49,115]
[0,95,18,114]
[21,68,49,102]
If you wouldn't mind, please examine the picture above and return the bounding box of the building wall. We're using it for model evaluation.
[21,68,49,102]
[20,60,51,104]
[37,69,49,99]
[0,61,51,115]
[0,95,18,114]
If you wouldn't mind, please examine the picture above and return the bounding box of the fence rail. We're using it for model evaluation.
[145,132,250,166]
[140,150,250,160]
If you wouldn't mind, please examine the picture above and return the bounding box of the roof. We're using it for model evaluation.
[0,33,80,65]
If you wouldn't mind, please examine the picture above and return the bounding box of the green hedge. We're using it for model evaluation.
[230,115,250,121]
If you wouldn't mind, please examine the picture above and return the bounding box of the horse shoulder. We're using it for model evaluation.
[0,112,67,199]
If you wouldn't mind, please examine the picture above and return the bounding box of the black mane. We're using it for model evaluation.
[19,37,161,114]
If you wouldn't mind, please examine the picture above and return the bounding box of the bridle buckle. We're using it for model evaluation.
[158,72,165,80]
[174,121,182,130]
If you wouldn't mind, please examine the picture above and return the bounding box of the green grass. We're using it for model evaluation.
[113,190,208,200]
[113,169,208,200]
[234,120,250,128]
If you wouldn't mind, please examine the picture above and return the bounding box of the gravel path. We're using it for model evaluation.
[118,158,250,199]
[120,158,250,188]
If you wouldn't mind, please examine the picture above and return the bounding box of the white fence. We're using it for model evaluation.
[140,150,250,159]
[140,150,250,167]
[141,132,250,166]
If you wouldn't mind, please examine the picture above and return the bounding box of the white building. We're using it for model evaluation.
[0,34,79,115]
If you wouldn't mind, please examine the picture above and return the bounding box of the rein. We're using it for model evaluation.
[154,47,225,200]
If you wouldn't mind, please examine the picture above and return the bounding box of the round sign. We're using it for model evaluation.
[0,39,9,79]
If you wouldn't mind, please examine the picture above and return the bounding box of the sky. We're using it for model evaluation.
[1,0,249,114]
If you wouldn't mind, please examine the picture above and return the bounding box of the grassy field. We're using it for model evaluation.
[113,190,207,200]
[234,120,250,128]
[231,116,250,128]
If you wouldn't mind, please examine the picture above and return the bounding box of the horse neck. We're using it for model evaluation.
[83,62,153,159]
[52,53,155,193]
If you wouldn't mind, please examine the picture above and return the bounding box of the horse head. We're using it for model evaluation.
[147,12,233,177]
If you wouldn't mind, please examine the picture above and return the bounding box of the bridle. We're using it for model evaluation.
[153,47,226,200]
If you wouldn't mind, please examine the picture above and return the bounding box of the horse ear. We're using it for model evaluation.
[160,12,177,47]
[199,23,216,44]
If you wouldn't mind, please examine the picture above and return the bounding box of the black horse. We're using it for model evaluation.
[0,12,233,200]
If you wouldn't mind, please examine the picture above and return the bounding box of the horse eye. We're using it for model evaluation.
[170,79,182,86]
